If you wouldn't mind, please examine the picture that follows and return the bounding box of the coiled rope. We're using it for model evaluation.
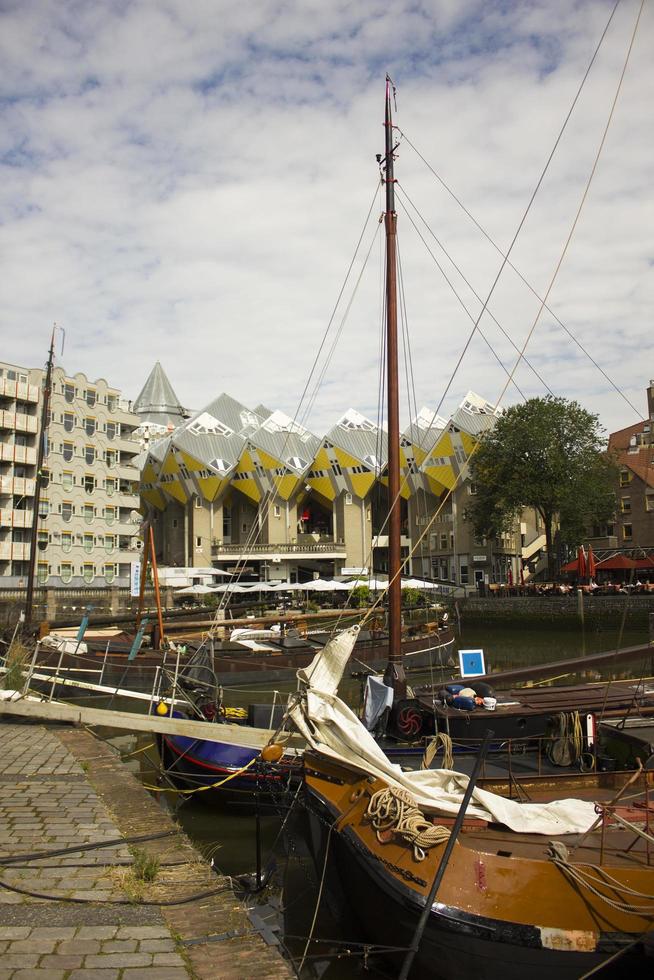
[548,841,654,917]
[366,786,450,861]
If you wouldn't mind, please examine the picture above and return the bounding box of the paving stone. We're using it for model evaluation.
[57,939,102,955]
[122,971,190,980]
[12,972,66,979]
[39,954,84,970]
[68,971,120,979]
[7,938,57,954]
[1,955,40,969]
[0,927,31,939]
[83,953,153,968]
[139,938,177,952]
[75,926,118,940]
[32,927,77,939]
[152,952,188,966]
[116,925,171,939]
[99,939,138,953]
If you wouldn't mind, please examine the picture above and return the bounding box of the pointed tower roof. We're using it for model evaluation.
[133,362,186,430]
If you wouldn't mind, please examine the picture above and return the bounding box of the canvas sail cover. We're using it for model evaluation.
[289,628,597,835]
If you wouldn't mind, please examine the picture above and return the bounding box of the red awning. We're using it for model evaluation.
[634,555,654,569]
[595,555,638,570]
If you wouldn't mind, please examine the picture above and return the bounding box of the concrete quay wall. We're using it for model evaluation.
[459,594,654,626]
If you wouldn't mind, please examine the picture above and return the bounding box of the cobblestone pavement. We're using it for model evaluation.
[0,722,292,978]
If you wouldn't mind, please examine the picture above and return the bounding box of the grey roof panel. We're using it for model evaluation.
[133,362,186,427]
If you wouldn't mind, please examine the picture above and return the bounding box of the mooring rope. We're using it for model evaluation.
[366,786,450,861]
[547,841,654,917]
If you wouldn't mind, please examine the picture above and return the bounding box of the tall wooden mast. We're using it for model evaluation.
[25,329,56,627]
[383,76,406,698]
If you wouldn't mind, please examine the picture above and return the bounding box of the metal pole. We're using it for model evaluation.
[149,525,165,648]
[398,729,494,980]
[383,75,405,699]
[25,330,56,627]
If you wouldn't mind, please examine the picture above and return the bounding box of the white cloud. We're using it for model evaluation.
[0,0,652,437]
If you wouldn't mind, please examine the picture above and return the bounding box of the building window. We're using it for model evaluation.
[85,417,96,436]
[460,563,469,585]
[85,445,95,465]
[106,450,116,468]
[62,471,73,491]
[646,493,654,513]
[106,477,116,495]
[172,519,178,529]
[83,533,94,553]
[105,506,116,525]
[38,498,49,518]
[107,395,116,412]
[37,530,48,551]
[64,383,75,403]
[440,533,447,550]
[61,531,72,552]
[83,503,94,523]
[63,442,74,462]
[273,504,281,517]
[84,475,95,494]
[63,412,74,432]
[60,562,73,583]
[619,470,631,487]
[620,497,631,514]
[82,563,95,583]
[37,562,49,584]
[104,564,116,583]
[196,536,202,547]
[106,421,116,440]
[623,523,632,541]
[345,492,352,505]
[103,535,115,553]
[85,389,96,407]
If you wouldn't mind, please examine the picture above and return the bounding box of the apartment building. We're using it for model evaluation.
[0,358,141,587]
[0,361,40,580]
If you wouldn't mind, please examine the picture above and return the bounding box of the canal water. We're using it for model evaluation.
[113,617,652,979]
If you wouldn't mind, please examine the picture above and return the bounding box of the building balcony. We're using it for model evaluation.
[0,379,39,403]
[0,542,29,560]
[0,476,36,497]
[372,535,412,549]
[0,508,32,528]
[0,444,37,465]
[211,539,347,560]
[0,410,38,433]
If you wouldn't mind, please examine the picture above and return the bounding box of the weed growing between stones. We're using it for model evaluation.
[2,639,30,690]
[130,846,160,882]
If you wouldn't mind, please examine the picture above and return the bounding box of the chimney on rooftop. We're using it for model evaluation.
[648,380,654,421]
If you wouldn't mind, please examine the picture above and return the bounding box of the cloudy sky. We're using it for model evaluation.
[1,0,652,437]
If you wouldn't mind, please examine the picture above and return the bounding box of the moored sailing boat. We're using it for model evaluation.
[291,77,654,976]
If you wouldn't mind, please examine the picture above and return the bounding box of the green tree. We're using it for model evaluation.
[468,396,616,578]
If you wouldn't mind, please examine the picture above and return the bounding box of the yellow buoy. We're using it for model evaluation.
[261,743,284,763]
[156,702,169,716]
